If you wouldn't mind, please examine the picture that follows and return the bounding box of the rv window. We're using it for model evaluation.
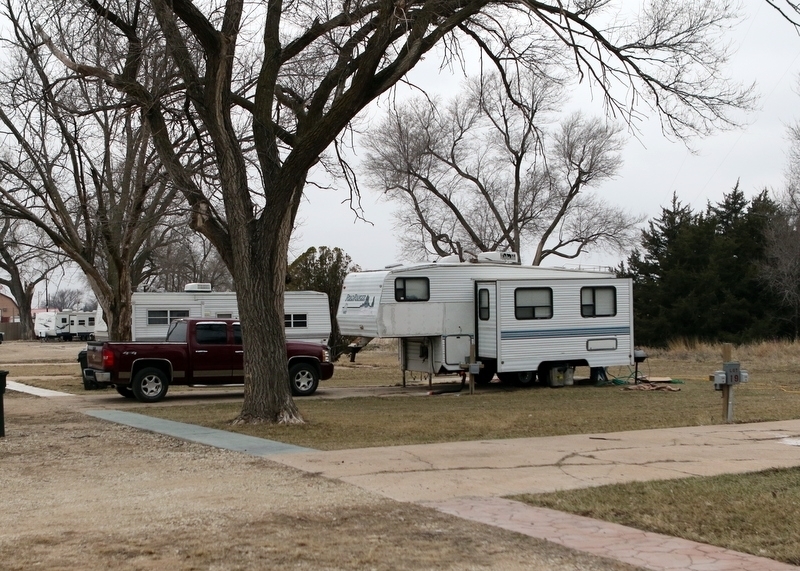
[148,309,191,325]
[478,289,490,320]
[284,313,308,328]
[581,287,616,317]
[395,277,430,302]
[148,310,169,325]
[62,318,68,324]
[78,320,85,326]
[195,323,228,345]
[515,288,553,320]
[88,317,95,326]
[217,313,233,319]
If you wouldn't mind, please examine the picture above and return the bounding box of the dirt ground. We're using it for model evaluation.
[0,341,640,571]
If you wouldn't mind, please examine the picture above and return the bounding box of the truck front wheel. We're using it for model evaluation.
[289,363,319,396]
[131,367,169,403]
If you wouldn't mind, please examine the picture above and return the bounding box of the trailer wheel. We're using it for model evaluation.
[498,371,536,387]
[131,367,169,403]
[289,363,319,396]
[115,385,135,399]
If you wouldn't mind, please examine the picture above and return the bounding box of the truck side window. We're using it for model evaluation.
[233,323,242,345]
[395,277,429,301]
[195,323,228,344]
[581,287,616,317]
[515,288,553,319]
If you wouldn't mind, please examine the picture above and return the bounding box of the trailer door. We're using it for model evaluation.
[475,281,497,360]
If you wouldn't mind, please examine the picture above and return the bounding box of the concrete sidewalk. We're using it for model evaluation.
[76,406,800,570]
[9,382,800,569]
[273,419,800,502]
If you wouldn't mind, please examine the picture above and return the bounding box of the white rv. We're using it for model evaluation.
[100,284,332,344]
[336,253,634,385]
[35,310,96,341]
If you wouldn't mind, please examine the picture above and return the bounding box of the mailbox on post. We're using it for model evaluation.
[711,350,749,423]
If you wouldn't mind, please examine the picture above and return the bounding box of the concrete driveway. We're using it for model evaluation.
[271,420,800,502]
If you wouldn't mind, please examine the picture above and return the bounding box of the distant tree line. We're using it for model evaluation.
[621,186,795,347]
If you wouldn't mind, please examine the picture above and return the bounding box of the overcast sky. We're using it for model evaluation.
[292,1,800,271]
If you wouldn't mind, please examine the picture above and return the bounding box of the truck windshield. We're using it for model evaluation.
[165,320,187,342]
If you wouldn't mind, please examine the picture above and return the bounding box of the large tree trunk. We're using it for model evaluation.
[233,196,302,424]
[85,264,133,342]
[16,283,35,340]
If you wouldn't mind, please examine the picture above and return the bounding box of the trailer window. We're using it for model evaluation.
[148,309,190,325]
[395,277,429,302]
[195,323,228,345]
[285,313,308,328]
[581,287,616,317]
[515,288,553,319]
[478,289,490,320]
[88,317,95,326]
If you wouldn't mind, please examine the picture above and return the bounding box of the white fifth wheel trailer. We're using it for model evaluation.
[336,253,634,385]
[95,284,331,344]
[35,310,96,341]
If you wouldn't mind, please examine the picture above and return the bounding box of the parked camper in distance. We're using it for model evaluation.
[94,285,331,344]
[337,253,634,386]
[35,310,96,341]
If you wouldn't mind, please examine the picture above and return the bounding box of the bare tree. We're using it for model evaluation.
[364,73,641,264]
[761,119,800,338]
[38,0,752,423]
[145,228,234,292]
[0,0,184,341]
[0,218,64,338]
[48,288,85,311]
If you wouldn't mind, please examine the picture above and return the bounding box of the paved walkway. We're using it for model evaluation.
[9,383,800,570]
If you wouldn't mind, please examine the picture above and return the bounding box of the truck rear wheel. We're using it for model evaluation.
[131,367,169,403]
[289,363,319,396]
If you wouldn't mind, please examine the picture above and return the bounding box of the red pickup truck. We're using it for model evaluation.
[84,318,334,402]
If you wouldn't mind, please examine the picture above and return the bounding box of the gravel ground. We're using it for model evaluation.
[0,341,640,570]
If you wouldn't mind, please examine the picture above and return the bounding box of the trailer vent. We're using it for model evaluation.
[475,251,519,264]
[184,283,213,292]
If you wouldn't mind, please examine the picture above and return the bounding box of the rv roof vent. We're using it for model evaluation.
[475,251,519,264]
[184,283,212,292]
[437,254,462,263]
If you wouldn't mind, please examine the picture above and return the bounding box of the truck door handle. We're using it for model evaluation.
[235,350,243,354]
[195,350,208,354]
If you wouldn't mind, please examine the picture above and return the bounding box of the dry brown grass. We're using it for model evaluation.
[514,467,800,565]
[6,339,800,564]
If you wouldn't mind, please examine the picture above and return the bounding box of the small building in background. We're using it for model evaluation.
[0,293,19,323]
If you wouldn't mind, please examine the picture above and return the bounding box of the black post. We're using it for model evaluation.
[0,370,7,438]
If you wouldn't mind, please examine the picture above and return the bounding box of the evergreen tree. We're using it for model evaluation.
[287,247,360,359]
[623,188,785,346]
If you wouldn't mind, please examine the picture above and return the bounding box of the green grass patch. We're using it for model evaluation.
[513,467,800,565]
